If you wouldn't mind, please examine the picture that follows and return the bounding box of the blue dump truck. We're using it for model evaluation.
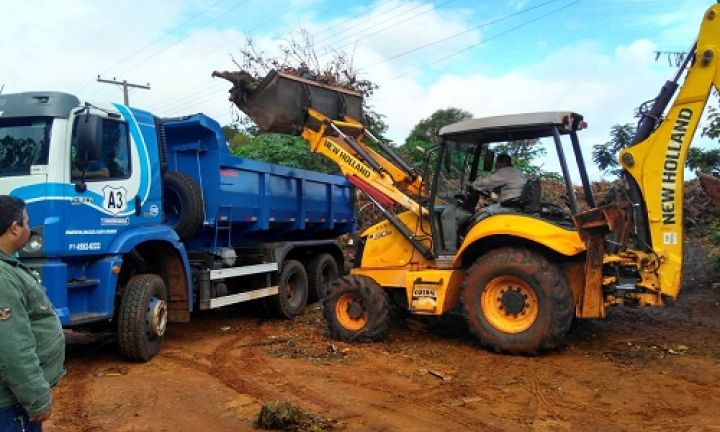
[0,91,354,361]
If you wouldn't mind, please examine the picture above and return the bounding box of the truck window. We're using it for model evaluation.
[71,118,131,181]
[0,117,51,176]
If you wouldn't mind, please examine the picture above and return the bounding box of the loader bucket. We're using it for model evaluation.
[698,171,720,207]
[237,70,364,135]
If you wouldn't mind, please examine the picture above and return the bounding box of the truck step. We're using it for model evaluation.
[70,312,110,325]
[67,279,101,290]
[206,286,279,309]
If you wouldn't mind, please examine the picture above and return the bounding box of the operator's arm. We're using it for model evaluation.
[0,276,53,417]
[470,170,507,193]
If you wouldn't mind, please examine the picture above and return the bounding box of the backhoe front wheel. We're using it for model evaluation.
[323,275,390,342]
[461,247,573,354]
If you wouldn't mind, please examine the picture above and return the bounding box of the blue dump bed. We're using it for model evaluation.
[162,114,354,249]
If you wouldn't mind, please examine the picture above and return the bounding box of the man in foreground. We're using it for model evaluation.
[0,196,65,432]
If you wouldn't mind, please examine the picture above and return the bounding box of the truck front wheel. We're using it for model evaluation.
[267,260,308,318]
[461,247,573,354]
[118,274,168,362]
[323,275,390,342]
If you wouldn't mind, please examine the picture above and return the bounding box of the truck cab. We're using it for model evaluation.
[0,92,175,326]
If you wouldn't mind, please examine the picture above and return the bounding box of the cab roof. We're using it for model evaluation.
[438,111,584,144]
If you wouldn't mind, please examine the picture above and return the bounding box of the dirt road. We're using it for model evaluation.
[47,243,720,432]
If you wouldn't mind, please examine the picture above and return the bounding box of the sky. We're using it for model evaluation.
[1,0,714,178]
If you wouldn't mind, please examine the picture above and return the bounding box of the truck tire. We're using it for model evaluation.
[323,275,390,342]
[267,260,308,318]
[461,247,573,354]
[307,253,339,302]
[117,274,168,362]
[163,171,204,240]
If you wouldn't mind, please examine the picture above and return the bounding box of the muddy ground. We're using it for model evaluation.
[46,240,720,432]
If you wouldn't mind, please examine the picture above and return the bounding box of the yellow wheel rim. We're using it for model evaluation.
[480,276,538,334]
[336,293,368,331]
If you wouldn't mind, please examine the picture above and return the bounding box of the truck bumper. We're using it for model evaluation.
[25,257,122,326]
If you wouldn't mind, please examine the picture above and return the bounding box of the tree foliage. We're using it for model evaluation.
[592,123,635,177]
[229,132,339,174]
[221,28,389,170]
[397,108,472,165]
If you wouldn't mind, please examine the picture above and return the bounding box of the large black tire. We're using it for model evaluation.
[267,260,309,318]
[461,247,573,354]
[307,253,339,302]
[117,274,168,362]
[163,171,204,240]
[323,275,390,342]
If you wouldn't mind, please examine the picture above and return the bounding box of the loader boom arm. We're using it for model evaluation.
[619,3,720,300]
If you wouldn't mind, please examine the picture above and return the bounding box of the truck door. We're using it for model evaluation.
[64,112,140,255]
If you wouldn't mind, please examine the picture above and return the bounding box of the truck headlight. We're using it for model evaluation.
[22,232,43,253]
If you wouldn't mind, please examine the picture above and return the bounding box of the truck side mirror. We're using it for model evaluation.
[76,114,103,162]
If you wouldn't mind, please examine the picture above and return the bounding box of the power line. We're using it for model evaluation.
[388,0,584,82]
[153,0,451,111]
[314,2,425,48]
[111,0,253,80]
[359,0,564,72]
[77,0,225,94]
[320,0,458,55]
[143,1,308,86]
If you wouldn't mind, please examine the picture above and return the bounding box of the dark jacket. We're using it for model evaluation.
[0,250,65,416]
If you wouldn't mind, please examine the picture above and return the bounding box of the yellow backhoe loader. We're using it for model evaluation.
[217,2,720,353]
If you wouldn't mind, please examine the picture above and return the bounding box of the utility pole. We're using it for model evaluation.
[654,51,687,68]
[96,75,150,105]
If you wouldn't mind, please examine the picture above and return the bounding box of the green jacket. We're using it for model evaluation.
[0,250,65,416]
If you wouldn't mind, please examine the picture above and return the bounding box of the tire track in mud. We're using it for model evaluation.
[163,333,360,420]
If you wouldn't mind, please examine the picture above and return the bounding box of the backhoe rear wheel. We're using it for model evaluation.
[461,247,573,354]
[323,275,390,342]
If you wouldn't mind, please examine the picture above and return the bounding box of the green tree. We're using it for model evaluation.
[493,139,550,177]
[398,108,473,166]
[229,132,339,174]
[592,123,635,177]
[687,147,720,173]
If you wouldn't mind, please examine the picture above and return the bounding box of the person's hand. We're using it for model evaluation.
[29,405,52,423]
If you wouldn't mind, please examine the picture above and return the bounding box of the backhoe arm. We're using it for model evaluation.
[619,3,720,300]
[301,108,428,216]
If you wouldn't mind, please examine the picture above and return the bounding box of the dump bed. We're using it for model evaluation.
[162,114,355,249]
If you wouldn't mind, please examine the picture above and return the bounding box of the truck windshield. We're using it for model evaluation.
[0,117,52,176]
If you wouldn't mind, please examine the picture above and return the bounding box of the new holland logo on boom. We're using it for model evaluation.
[661,108,693,225]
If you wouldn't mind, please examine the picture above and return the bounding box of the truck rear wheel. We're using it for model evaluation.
[118,274,168,362]
[323,275,390,342]
[307,253,339,302]
[461,247,573,354]
[267,260,308,318]
[163,171,204,240]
